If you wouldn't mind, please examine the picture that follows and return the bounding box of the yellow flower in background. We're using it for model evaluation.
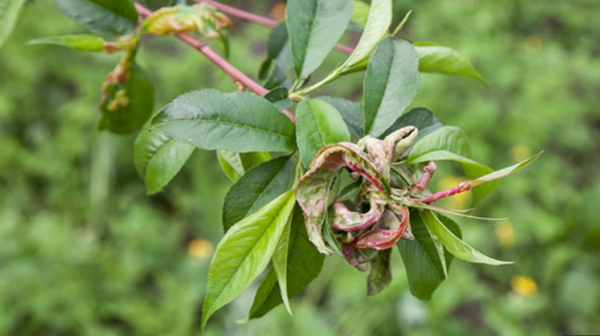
[270,3,286,21]
[437,176,469,209]
[524,35,543,54]
[511,144,532,162]
[496,220,515,247]
[511,276,537,296]
[188,238,213,259]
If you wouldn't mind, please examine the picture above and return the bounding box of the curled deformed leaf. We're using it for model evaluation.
[143,4,231,35]
[330,199,382,232]
[358,126,417,179]
[355,206,410,250]
[142,4,231,56]
[296,143,385,254]
[98,46,154,134]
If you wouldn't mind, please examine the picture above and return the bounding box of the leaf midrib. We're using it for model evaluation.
[154,117,294,141]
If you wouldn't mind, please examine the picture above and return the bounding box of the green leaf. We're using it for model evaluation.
[468,151,543,187]
[134,123,195,195]
[201,189,297,331]
[421,210,511,265]
[408,126,470,158]
[151,90,296,153]
[222,156,294,232]
[53,0,138,37]
[351,0,370,28]
[363,37,420,137]
[414,42,488,87]
[367,249,392,296]
[264,87,292,111]
[248,205,325,319]
[286,0,353,79]
[260,61,291,90]
[317,96,364,139]
[397,209,460,300]
[98,61,155,135]
[28,35,112,52]
[265,22,293,70]
[408,126,495,205]
[0,0,26,49]
[296,99,350,167]
[217,150,271,182]
[272,212,293,315]
[342,0,392,70]
[381,107,441,141]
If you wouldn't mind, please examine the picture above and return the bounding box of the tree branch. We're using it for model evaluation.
[134,2,296,122]
[196,0,354,55]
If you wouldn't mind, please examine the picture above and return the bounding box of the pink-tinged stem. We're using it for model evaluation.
[195,0,354,55]
[408,182,472,204]
[134,3,296,122]
[198,0,279,27]
[412,161,437,192]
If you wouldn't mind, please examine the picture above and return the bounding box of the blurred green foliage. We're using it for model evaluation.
[1,0,598,335]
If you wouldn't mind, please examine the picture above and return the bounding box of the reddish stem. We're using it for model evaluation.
[134,3,295,122]
[196,0,354,55]
[408,182,472,204]
[199,0,279,27]
[411,161,437,192]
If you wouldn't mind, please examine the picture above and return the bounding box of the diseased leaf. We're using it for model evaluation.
[408,126,495,205]
[248,206,325,319]
[397,209,461,300]
[342,0,392,71]
[363,37,420,137]
[98,48,154,135]
[201,189,296,331]
[217,150,271,182]
[317,96,364,139]
[367,249,392,296]
[0,0,27,49]
[415,42,488,87]
[223,156,294,232]
[53,0,138,36]
[151,90,296,153]
[134,123,195,195]
[296,99,350,167]
[421,210,511,265]
[296,143,386,254]
[287,0,353,79]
